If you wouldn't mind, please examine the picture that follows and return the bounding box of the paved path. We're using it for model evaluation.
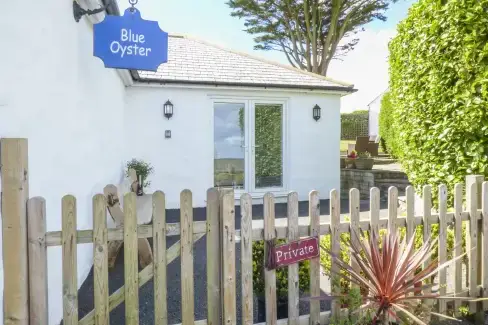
[373,163,403,172]
[76,198,388,324]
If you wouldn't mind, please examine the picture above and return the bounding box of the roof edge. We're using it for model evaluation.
[366,87,389,107]
[135,78,357,93]
[165,33,355,89]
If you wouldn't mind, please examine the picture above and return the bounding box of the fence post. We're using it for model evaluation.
[438,184,447,314]
[123,193,139,325]
[221,190,236,325]
[466,180,479,313]
[329,189,341,319]
[153,191,167,325]
[93,194,109,324]
[309,191,320,325]
[1,138,29,325]
[263,193,277,325]
[466,175,484,280]
[207,188,222,325]
[62,195,78,325]
[241,193,253,325]
[349,188,360,291]
[27,197,48,325]
[219,188,232,318]
[453,184,463,315]
[388,187,398,234]
[481,182,488,311]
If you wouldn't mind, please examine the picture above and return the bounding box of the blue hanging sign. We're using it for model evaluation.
[93,8,168,71]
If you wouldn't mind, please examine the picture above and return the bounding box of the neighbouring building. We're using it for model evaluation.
[0,0,355,323]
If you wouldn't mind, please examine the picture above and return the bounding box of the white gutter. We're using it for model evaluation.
[81,0,134,86]
[130,81,353,96]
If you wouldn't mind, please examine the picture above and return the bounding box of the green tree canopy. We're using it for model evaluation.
[388,0,488,195]
[227,0,398,76]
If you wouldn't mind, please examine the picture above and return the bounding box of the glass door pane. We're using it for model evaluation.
[214,102,246,190]
[254,103,283,189]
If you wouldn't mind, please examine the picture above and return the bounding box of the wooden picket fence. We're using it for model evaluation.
[2,138,488,325]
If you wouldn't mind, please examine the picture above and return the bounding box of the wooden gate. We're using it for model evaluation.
[0,138,234,325]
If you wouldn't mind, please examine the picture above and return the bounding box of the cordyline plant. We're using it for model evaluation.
[306,229,473,325]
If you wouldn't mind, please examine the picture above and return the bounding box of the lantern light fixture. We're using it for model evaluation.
[163,100,173,119]
[313,104,321,121]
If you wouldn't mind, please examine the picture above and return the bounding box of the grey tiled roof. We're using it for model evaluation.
[136,35,355,91]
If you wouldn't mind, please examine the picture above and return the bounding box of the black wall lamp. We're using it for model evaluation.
[313,104,321,121]
[164,100,174,119]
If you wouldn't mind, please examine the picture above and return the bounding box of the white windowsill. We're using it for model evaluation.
[233,190,290,205]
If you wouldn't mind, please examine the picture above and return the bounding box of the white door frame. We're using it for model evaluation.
[212,96,289,196]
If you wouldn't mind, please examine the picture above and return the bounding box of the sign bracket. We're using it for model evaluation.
[73,0,114,23]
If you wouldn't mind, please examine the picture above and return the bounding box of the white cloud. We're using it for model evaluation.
[327,29,397,113]
[225,135,243,146]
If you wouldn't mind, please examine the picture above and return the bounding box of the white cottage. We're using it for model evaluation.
[0,0,354,323]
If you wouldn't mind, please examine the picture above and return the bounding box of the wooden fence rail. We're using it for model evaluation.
[1,139,487,325]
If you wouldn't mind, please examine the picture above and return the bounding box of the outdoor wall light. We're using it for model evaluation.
[313,104,321,121]
[163,100,174,119]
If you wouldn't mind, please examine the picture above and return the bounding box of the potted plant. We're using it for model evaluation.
[345,150,357,169]
[125,158,154,196]
[355,151,374,170]
[252,240,310,322]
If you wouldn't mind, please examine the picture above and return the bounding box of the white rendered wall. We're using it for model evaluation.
[368,95,382,137]
[124,86,341,208]
[0,1,125,323]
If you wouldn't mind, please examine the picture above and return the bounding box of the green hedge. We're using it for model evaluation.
[378,92,397,156]
[252,240,310,300]
[388,0,488,197]
[341,111,369,140]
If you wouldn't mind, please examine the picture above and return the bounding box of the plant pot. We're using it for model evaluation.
[355,158,374,170]
[345,158,356,169]
[257,296,288,322]
[136,175,144,196]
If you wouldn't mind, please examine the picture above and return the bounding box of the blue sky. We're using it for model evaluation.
[118,0,417,111]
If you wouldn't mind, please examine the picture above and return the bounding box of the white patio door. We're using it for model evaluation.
[213,99,285,193]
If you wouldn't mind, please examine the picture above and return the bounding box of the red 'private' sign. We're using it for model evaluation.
[270,237,319,269]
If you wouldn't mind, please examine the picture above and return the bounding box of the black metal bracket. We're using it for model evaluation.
[73,0,113,23]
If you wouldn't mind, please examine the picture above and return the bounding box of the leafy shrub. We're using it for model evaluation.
[125,159,154,188]
[388,0,488,198]
[378,91,397,156]
[252,240,310,300]
[328,286,373,325]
